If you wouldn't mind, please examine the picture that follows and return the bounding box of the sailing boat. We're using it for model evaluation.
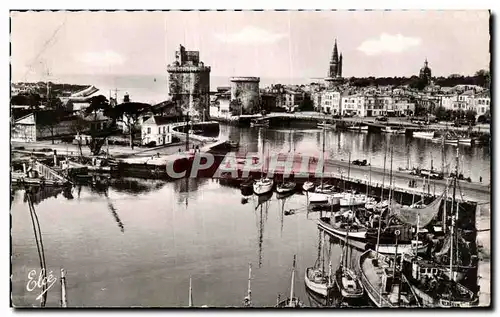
[308,125,336,203]
[334,226,364,299]
[276,255,305,308]
[253,131,274,195]
[277,129,296,194]
[304,230,334,297]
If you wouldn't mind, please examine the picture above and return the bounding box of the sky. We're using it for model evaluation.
[10,10,490,82]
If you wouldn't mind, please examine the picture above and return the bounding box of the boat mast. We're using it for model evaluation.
[388,147,394,203]
[366,156,372,197]
[321,123,326,188]
[321,230,325,275]
[245,263,252,307]
[381,144,388,200]
[443,179,448,233]
[189,277,193,307]
[449,147,459,281]
[289,255,297,307]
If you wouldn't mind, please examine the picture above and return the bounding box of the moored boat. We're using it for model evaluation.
[276,181,296,194]
[413,131,435,139]
[334,267,364,299]
[276,255,305,308]
[357,250,419,307]
[253,177,274,195]
[302,181,315,192]
[317,215,368,240]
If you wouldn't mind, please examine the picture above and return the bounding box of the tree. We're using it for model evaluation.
[37,108,68,144]
[298,94,314,112]
[85,95,111,116]
[433,106,448,121]
[465,109,477,123]
[107,102,151,149]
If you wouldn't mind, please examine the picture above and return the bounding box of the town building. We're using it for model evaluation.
[283,89,305,110]
[325,39,343,88]
[140,116,179,146]
[11,111,77,142]
[167,45,211,121]
[209,88,231,119]
[320,90,341,114]
[473,91,491,117]
[341,94,365,117]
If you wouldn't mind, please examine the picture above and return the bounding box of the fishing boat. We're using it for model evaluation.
[412,131,435,140]
[318,214,368,240]
[357,250,419,307]
[381,126,406,134]
[334,228,364,299]
[276,255,305,308]
[304,231,334,297]
[253,132,274,195]
[402,254,478,307]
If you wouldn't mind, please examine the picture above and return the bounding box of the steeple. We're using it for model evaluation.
[338,53,343,77]
[424,58,428,68]
[332,39,339,62]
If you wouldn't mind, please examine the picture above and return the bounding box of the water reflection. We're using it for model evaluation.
[218,125,491,183]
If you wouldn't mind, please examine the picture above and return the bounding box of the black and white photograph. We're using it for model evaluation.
[9,9,491,308]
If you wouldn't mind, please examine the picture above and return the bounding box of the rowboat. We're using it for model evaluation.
[347,125,368,132]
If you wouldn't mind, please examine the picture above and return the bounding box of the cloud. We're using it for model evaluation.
[77,50,126,67]
[214,26,287,45]
[358,33,422,56]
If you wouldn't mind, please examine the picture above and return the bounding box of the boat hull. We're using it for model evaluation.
[317,218,367,240]
[253,179,274,195]
[335,268,364,299]
[375,243,428,255]
[413,132,435,139]
[304,268,333,297]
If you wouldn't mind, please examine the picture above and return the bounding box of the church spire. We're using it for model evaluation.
[332,39,339,62]
[424,58,428,67]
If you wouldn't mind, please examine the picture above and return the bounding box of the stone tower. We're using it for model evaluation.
[167,45,211,121]
[325,39,343,88]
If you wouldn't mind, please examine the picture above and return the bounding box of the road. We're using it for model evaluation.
[11,136,204,159]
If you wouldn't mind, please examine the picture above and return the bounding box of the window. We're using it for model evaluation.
[163,126,166,133]
[486,100,490,105]
[147,127,151,134]
[158,127,161,134]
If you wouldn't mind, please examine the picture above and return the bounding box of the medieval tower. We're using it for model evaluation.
[325,39,343,88]
[167,45,211,120]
